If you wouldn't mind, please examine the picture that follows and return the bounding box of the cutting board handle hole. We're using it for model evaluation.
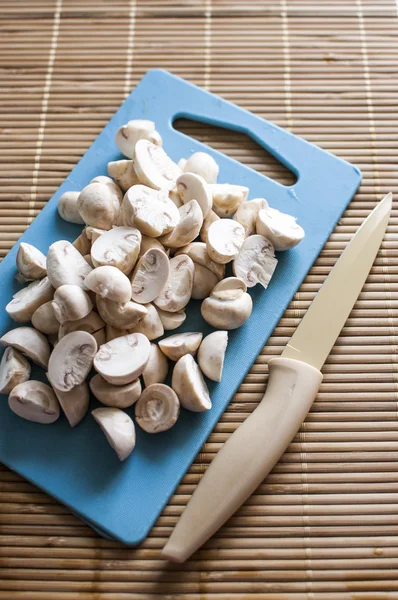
[174,118,297,187]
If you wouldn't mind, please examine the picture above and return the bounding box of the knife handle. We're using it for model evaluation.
[162,357,323,563]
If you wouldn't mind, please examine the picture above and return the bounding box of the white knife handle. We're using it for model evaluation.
[162,357,323,563]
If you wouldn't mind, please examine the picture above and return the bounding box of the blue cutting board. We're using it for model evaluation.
[0,70,361,545]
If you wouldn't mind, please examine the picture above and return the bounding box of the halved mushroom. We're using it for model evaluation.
[58,191,85,225]
[209,183,248,218]
[256,207,305,251]
[16,243,47,281]
[172,354,211,412]
[183,152,219,184]
[90,374,141,408]
[0,327,51,368]
[31,301,59,335]
[92,407,136,461]
[94,332,150,385]
[175,242,225,280]
[105,324,129,343]
[115,119,161,159]
[197,331,228,382]
[154,255,194,313]
[107,159,140,191]
[159,200,203,249]
[138,235,166,259]
[6,277,54,323]
[201,277,253,330]
[200,209,220,244]
[233,234,278,289]
[134,139,180,191]
[77,181,120,229]
[96,296,147,329]
[233,197,269,237]
[191,264,219,300]
[131,248,170,304]
[72,229,91,256]
[176,172,212,218]
[47,241,92,290]
[58,311,105,340]
[9,381,60,424]
[122,185,179,237]
[85,227,106,243]
[51,381,89,427]
[159,332,203,362]
[135,384,180,434]
[156,307,186,331]
[0,347,31,394]
[90,226,141,275]
[48,331,97,392]
[52,285,93,324]
[129,303,164,340]
[84,266,132,303]
[142,343,169,387]
[206,219,246,264]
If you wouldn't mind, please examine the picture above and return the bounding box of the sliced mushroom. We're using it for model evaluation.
[134,139,180,191]
[0,327,51,368]
[84,266,132,303]
[90,374,141,408]
[51,381,89,427]
[51,285,93,324]
[159,200,203,249]
[96,296,147,329]
[105,324,129,343]
[256,207,305,250]
[77,181,120,229]
[94,332,150,385]
[92,407,136,461]
[233,234,278,289]
[9,381,60,424]
[138,235,166,259]
[191,263,219,300]
[16,243,47,281]
[156,307,186,331]
[142,343,169,387]
[169,188,183,208]
[47,240,92,290]
[159,332,203,362]
[131,248,170,304]
[172,354,211,412]
[154,255,194,312]
[233,197,269,237]
[85,226,106,243]
[31,301,59,335]
[122,185,179,237]
[183,152,219,184]
[90,226,141,274]
[0,347,31,395]
[135,384,180,434]
[175,242,225,280]
[72,229,91,256]
[6,277,54,323]
[115,119,161,159]
[58,191,85,225]
[107,159,140,191]
[206,219,246,264]
[48,331,97,392]
[58,311,105,340]
[176,172,212,218]
[129,303,164,340]
[209,183,248,218]
[201,277,253,330]
[197,331,228,382]
[200,209,220,244]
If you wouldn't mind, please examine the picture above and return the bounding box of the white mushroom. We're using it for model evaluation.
[159,200,203,249]
[90,374,141,408]
[51,285,93,324]
[94,332,150,385]
[90,176,123,203]
[0,347,31,394]
[31,301,59,335]
[46,241,92,290]
[105,324,129,343]
[176,172,212,218]
[84,266,132,303]
[169,188,183,209]
[85,227,106,243]
[9,381,60,424]
[175,242,225,280]
[197,331,228,382]
[115,119,161,159]
[51,381,89,427]
[233,234,278,289]
[191,263,219,300]
[183,152,219,184]
[138,235,166,258]
[209,183,248,218]
[47,331,97,392]
[0,327,50,368]
[107,159,140,191]
[6,277,54,323]
[134,139,180,191]
[58,191,85,225]
[129,303,164,340]
[142,343,169,387]
[256,207,305,250]
[172,354,211,413]
[201,277,253,330]
[90,226,141,274]
[96,296,147,329]
[233,197,269,237]
[58,311,105,341]
[200,209,220,244]
[135,384,180,434]
[154,255,194,312]
[122,185,179,237]
[92,407,136,461]
[72,229,91,256]
[156,307,186,331]
[77,181,120,229]
[16,243,47,281]
[131,248,170,304]
[159,332,203,362]
[206,219,246,264]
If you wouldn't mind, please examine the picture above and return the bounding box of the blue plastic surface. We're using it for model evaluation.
[0,70,361,544]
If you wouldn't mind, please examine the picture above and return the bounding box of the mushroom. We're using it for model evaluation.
[0,327,51,368]
[200,209,220,243]
[16,243,47,281]
[47,331,97,392]
[31,301,59,335]
[233,234,278,289]
[90,176,123,203]
[8,381,60,424]
[156,307,186,331]
[92,407,136,461]
[90,374,141,408]
[134,139,180,191]
[93,332,150,385]
[84,266,132,303]
[191,264,219,300]
[142,343,169,387]
[58,191,85,225]
[201,277,253,330]
[6,277,54,323]
[138,235,166,259]
[85,227,106,243]
[77,181,120,229]
[197,331,228,382]
[115,119,161,159]
[169,188,183,209]
[206,219,246,264]
[107,159,140,191]
[175,242,225,280]
[131,248,170,304]
[172,354,211,412]
[121,185,179,237]
[58,311,105,341]
[176,172,212,218]
[135,384,180,434]
[96,296,147,329]
[154,255,194,312]
[46,240,92,290]
[178,158,187,171]
[90,226,141,274]
[105,324,129,343]
[209,183,248,218]
[256,206,305,250]
[51,381,89,427]
[0,347,31,395]
[159,332,203,361]
[159,200,203,249]
[183,152,219,184]
[51,285,93,324]
[129,303,164,340]
[233,197,269,237]
[72,229,91,256]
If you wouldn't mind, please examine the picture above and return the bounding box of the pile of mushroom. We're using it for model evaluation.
[0,119,304,461]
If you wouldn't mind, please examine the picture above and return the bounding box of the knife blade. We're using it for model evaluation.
[162,192,392,563]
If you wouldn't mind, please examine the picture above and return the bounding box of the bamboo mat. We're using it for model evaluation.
[0,0,398,598]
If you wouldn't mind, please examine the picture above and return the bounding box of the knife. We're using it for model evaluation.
[162,192,392,563]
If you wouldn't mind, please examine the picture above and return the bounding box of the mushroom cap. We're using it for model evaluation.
[94,332,150,385]
[256,207,305,251]
[58,191,85,225]
[206,219,246,264]
[48,331,97,392]
[159,200,203,249]
[115,119,160,159]
[0,327,50,368]
[171,354,211,413]
[183,152,219,184]
[176,172,212,218]
[6,277,54,323]
[131,248,170,304]
[135,384,180,434]
[107,159,140,191]
[197,331,228,382]
[233,234,278,289]
[191,263,219,300]
[16,243,47,281]
[209,183,248,218]
[91,226,141,274]
[233,197,269,237]
[154,255,194,313]
[9,381,60,424]
[52,284,93,324]
[175,242,225,280]
[92,407,136,461]
[201,288,253,330]
[58,311,105,340]
[134,139,180,191]
[52,381,89,427]
[138,235,166,259]
[90,373,142,408]
[84,266,132,303]
[77,182,120,229]
[122,185,180,237]
[159,332,203,362]
[0,347,31,395]
[200,209,220,243]
[96,296,147,329]
[128,302,164,341]
[31,301,59,335]
[156,307,186,331]
[47,241,92,290]
[142,343,169,387]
